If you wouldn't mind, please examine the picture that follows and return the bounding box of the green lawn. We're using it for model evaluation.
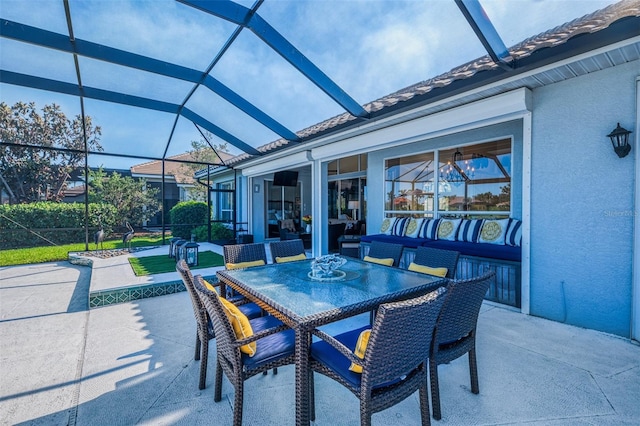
[0,235,166,266]
[128,251,224,276]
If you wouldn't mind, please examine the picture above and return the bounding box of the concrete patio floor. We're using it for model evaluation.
[1,244,639,425]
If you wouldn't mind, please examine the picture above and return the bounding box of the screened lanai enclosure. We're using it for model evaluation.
[0,0,624,250]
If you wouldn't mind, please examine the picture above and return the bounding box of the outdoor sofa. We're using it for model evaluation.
[360,217,522,307]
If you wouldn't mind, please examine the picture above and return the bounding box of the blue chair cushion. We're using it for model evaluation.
[238,302,263,319]
[311,326,401,390]
[242,315,295,368]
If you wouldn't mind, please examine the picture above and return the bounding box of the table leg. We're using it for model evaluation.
[295,325,311,426]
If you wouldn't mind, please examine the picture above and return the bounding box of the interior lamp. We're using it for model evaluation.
[348,200,360,220]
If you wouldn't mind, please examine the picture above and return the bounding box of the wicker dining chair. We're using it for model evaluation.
[269,239,306,263]
[411,246,460,279]
[430,271,495,420]
[193,275,296,426]
[176,260,262,390]
[364,241,404,267]
[223,242,268,299]
[309,286,448,426]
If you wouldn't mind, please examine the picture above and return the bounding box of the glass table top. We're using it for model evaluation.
[218,258,444,319]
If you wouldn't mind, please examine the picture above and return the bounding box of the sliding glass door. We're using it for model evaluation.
[265,181,302,238]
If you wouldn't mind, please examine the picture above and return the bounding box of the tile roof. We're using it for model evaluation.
[224,0,640,167]
[131,151,232,184]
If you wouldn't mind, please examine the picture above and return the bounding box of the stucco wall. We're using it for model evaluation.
[530,60,638,337]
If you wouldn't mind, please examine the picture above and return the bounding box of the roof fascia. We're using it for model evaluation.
[239,87,531,175]
[178,0,369,119]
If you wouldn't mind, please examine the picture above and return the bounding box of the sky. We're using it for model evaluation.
[0,0,617,170]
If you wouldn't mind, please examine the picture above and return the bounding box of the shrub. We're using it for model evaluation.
[170,201,209,239]
[0,202,118,249]
[211,222,234,241]
[192,225,208,242]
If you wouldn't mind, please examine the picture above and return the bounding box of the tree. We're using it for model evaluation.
[0,101,102,203]
[179,137,229,201]
[88,168,160,226]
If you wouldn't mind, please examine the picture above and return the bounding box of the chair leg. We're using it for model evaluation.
[429,359,442,420]
[468,348,479,394]
[199,338,208,390]
[360,398,372,426]
[309,370,315,422]
[232,380,244,426]
[194,334,201,361]
[419,379,431,426]
[214,359,223,402]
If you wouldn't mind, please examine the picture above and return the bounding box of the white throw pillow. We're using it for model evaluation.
[478,219,510,245]
[380,217,397,235]
[405,218,425,238]
[437,218,462,241]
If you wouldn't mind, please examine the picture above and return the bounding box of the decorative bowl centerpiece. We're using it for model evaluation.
[310,254,347,280]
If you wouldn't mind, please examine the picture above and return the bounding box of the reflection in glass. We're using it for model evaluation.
[438,139,511,214]
[384,139,511,218]
[385,152,435,216]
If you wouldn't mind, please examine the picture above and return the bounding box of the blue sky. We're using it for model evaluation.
[0,0,616,169]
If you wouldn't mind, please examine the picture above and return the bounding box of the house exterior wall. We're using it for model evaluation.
[529,60,638,337]
[229,60,638,338]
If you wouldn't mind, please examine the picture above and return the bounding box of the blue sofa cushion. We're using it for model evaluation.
[421,239,521,262]
[361,234,521,262]
[360,234,430,248]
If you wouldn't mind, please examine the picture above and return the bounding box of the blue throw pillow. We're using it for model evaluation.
[419,218,440,240]
[456,219,484,243]
[391,217,410,236]
[505,219,522,247]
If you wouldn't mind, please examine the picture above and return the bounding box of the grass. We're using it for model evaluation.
[128,251,224,276]
[0,234,166,266]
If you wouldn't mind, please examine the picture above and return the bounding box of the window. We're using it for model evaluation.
[211,181,234,222]
[328,154,367,220]
[384,138,511,218]
[328,154,367,176]
[385,152,435,216]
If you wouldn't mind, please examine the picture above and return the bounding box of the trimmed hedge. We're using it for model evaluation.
[170,201,209,239]
[0,202,118,249]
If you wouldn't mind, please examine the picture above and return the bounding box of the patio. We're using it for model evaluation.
[1,246,639,425]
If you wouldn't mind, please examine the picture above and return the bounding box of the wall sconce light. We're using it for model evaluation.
[607,123,633,158]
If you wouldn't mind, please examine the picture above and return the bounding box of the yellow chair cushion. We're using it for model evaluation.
[275,253,307,263]
[203,278,219,293]
[203,279,255,356]
[218,296,256,356]
[349,329,371,373]
[363,255,394,267]
[225,259,266,270]
[408,262,448,277]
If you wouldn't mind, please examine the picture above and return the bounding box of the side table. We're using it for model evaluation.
[338,235,361,258]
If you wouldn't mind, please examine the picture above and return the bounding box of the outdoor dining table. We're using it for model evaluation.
[216,257,446,426]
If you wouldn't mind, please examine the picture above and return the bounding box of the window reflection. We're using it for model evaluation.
[384,138,511,218]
